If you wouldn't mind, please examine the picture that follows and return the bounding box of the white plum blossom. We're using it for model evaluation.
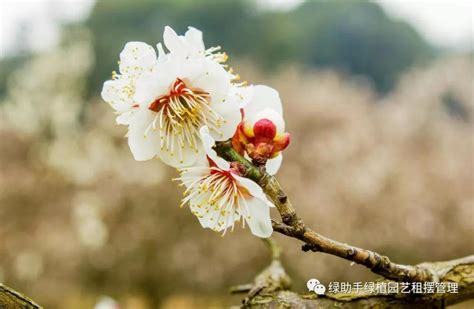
[102,26,244,168]
[176,127,275,238]
[232,85,290,175]
[101,42,157,125]
[101,27,294,239]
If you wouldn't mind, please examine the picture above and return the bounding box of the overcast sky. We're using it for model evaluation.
[0,0,473,58]
[377,0,473,51]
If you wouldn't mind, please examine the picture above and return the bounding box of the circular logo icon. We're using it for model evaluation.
[307,278,326,295]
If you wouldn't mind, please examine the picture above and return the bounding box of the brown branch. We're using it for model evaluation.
[271,220,436,282]
[245,258,474,308]
[0,283,41,308]
[230,238,292,307]
[214,141,470,283]
[232,235,474,308]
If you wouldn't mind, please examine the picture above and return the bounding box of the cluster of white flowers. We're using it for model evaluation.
[102,26,289,238]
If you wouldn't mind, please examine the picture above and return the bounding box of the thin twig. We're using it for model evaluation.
[263,238,281,261]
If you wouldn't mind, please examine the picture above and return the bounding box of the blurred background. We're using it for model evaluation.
[0,0,472,308]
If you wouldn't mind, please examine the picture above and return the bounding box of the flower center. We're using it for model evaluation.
[146,78,225,161]
[178,166,252,234]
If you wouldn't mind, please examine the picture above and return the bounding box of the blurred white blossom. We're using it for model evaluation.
[94,296,120,309]
[13,250,44,281]
[73,192,108,249]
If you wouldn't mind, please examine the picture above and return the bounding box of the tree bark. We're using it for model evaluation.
[0,283,41,308]
[232,243,474,308]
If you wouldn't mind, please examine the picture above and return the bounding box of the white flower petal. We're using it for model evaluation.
[245,85,283,116]
[133,69,174,106]
[158,140,199,168]
[127,110,160,161]
[133,76,159,106]
[199,126,230,170]
[119,42,157,77]
[116,111,134,125]
[238,197,273,238]
[189,193,214,227]
[163,26,186,57]
[188,185,238,232]
[178,157,209,189]
[101,79,134,112]
[210,104,241,142]
[234,175,275,208]
[200,126,215,153]
[231,85,253,109]
[177,58,207,82]
[101,79,140,125]
[266,153,283,175]
[190,202,224,230]
[185,27,205,54]
[156,42,167,62]
[190,59,231,102]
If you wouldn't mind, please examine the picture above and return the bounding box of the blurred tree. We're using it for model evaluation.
[0,0,434,99]
[0,54,30,98]
[291,1,434,92]
[85,0,258,97]
[85,0,433,95]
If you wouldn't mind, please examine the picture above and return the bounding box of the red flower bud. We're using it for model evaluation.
[253,118,277,140]
[231,117,290,165]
